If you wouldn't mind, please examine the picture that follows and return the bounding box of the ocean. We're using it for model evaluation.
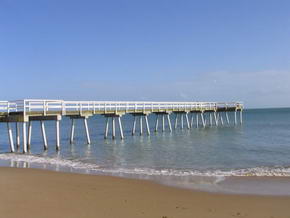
[1,108,290,195]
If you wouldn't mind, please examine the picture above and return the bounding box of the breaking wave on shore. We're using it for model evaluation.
[1,153,290,178]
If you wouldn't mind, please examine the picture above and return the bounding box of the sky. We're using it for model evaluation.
[1,0,290,108]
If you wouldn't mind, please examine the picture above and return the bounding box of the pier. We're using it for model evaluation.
[0,100,243,153]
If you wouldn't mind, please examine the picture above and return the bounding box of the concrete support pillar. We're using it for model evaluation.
[27,121,32,149]
[226,112,230,125]
[196,113,199,128]
[7,123,15,153]
[118,117,124,139]
[214,112,218,126]
[132,116,137,135]
[201,112,206,128]
[181,114,184,129]
[240,110,243,124]
[83,118,91,144]
[23,122,27,153]
[112,117,116,139]
[56,120,60,150]
[185,113,190,129]
[145,116,150,135]
[139,116,143,135]
[154,114,159,132]
[15,122,20,149]
[209,113,213,126]
[40,121,48,150]
[167,114,172,132]
[174,114,178,129]
[220,113,224,126]
[70,119,75,144]
[162,115,165,132]
[104,117,109,139]
[104,115,124,139]
[190,114,194,128]
[234,111,237,125]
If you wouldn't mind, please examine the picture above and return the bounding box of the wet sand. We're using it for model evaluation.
[0,167,290,218]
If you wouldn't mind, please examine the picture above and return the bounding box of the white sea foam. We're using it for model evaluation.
[0,153,290,177]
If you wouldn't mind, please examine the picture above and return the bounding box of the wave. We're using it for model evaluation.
[0,153,290,177]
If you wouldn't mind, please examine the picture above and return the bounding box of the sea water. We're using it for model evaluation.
[0,108,290,195]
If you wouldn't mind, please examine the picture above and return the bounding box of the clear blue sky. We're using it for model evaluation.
[1,0,290,108]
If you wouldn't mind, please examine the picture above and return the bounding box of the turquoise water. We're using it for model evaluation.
[1,108,290,195]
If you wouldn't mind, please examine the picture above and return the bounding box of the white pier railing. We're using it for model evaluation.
[0,101,17,113]
[1,99,244,115]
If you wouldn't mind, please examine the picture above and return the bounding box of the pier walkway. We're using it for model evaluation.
[0,100,243,153]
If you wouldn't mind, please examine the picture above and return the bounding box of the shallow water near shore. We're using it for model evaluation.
[0,108,290,195]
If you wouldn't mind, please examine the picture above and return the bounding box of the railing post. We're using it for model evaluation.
[62,101,65,115]
[43,101,46,116]
[23,100,26,117]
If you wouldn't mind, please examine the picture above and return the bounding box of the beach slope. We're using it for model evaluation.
[0,167,289,218]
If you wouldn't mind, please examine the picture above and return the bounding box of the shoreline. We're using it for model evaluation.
[0,167,290,218]
[2,155,290,196]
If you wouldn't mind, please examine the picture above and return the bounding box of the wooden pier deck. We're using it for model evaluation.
[0,100,243,153]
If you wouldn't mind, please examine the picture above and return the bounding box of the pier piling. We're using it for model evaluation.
[154,115,159,132]
[167,114,172,132]
[234,110,237,125]
[56,120,60,150]
[83,118,91,144]
[23,122,27,153]
[104,114,124,139]
[214,112,218,126]
[190,114,194,128]
[27,121,32,149]
[174,113,179,129]
[40,121,48,150]
[145,116,150,135]
[118,117,124,139]
[186,113,190,129]
[132,116,137,135]
[226,112,230,125]
[220,113,224,126]
[70,119,75,143]
[104,117,109,139]
[154,113,171,132]
[162,115,165,132]
[139,116,143,135]
[15,122,20,149]
[7,123,15,153]
[209,113,213,126]
[181,114,184,129]
[201,112,206,128]
[112,117,116,139]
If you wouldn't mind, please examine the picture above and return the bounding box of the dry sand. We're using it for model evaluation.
[0,167,290,218]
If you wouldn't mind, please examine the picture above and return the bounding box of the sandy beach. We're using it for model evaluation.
[0,167,289,218]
